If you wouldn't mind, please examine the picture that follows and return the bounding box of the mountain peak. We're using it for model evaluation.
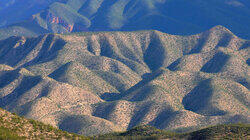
[209,25,234,35]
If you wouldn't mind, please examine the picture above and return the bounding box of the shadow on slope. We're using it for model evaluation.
[0,76,42,107]
[149,108,177,130]
[201,52,230,73]
[0,69,20,88]
[100,70,163,101]
[247,58,250,66]
[0,36,42,67]
[21,34,66,67]
[239,41,250,50]
[182,79,227,116]
[216,33,233,48]
[188,30,210,54]
[143,32,166,72]
[127,102,153,129]
[59,115,121,136]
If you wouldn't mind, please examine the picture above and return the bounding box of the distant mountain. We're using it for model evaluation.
[0,26,249,136]
[1,0,250,39]
[0,0,64,27]
[0,108,88,139]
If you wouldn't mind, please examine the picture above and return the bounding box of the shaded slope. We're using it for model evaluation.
[0,26,249,135]
[59,115,123,136]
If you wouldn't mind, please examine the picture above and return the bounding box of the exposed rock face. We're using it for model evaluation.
[47,13,74,32]
[0,26,249,136]
[0,0,64,27]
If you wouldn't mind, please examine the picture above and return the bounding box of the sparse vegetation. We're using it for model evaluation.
[0,108,89,139]
[95,124,250,140]
[0,108,248,140]
[0,127,25,140]
[0,26,249,136]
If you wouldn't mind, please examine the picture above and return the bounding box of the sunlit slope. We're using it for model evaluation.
[0,26,249,135]
[0,107,88,139]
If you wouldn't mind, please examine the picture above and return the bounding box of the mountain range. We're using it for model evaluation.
[1,0,250,40]
[0,25,249,136]
[0,0,249,137]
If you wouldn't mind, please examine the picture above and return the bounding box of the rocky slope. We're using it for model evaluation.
[0,107,88,139]
[1,0,250,39]
[0,26,249,136]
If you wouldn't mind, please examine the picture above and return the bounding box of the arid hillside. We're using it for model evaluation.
[0,107,248,139]
[0,107,88,139]
[0,26,249,136]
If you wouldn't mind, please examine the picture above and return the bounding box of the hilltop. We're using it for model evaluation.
[0,26,249,135]
[1,0,250,39]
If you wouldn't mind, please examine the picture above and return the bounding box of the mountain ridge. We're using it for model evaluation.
[0,26,249,135]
